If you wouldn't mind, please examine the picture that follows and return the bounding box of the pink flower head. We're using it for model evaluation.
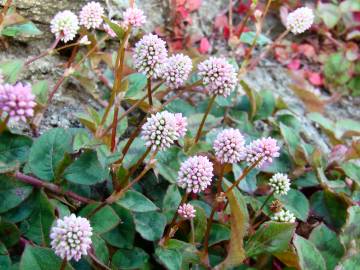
[160,53,193,89]
[198,57,237,97]
[245,137,280,168]
[50,214,93,261]
[178,203,196,219]
[0,83,36,122]
[142,111,186,151]
[79,1,104,29]
[103,20,118,38]
[213,128,245,164]
[286,7,314,35]
[134,34,168,78]
[174,113,187,137]
[177,156,214,194]
[123,7,146,28]
[50,10,79,43]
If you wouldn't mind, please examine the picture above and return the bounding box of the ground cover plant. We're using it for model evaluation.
[0,0,360,269]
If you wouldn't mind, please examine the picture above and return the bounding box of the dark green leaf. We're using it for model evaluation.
[245,221,295,257]
[116,190,158,212]
[341,162,360,185]
[340,206,360,249]
[91,234,109,265]
[79,204,120,234]
[124,73,147,99]
[309,223,345,270]
[19,246,74,270]
[162,184,181,221]
[64,150,109,185]
[0,131,32,164]
[310,190,348,230]
[209,223,230,246]
[277,189,309,221]
[101,205,135,248]
[134,211,166,241]
[294,234,326,270]
[28,128,72,181]
[102,17,125,40]
[112,247,149,269]
[0,221,20,248]
[0,175,33,214]
[193,205,207,243]
[0,242,11,269]
[22,190,55,246]
[155,247,182,270]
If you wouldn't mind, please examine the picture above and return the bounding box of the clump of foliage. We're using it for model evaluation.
[0,0,360,270]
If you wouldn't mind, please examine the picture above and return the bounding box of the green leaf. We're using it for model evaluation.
[63,150,109,185]
[341,162,360,185]
[156,148,183,183]
[118,138,148,169]
[102,17,125,40]
[193,205,207,242]
[340,206,360,249]
[0,59,24,83]
[22,190,55,246]
[116,190,158,212]
[28,128,72,181]
[155,247,182,270]
[309,223,345,270]
[32,81,48,105]
[0,242,11,269]
[91,234,109,265]
[0,132,32,164]
[112,247,149,269]
[80,204,120,234]
[310,190,349,230]
[1,22,42,37]
[134,211,166,241]
[317,3,341,29]
[101,205,135,248]
[166,239,200,265]
[336,254,360,270]
[0,221,20,248]
[19,246,74,270]
[162,184,181,221]
[0,175,33,214]
[208,223,230,246]
[277,189,309,221]
[294,234,326,270]
[324,53,351,85]
[240,80,257,119]
[240,31,271,46]
[124,73,147,99]
[245,221,295,257]
[254,90,275,120]
[216,179,248,268]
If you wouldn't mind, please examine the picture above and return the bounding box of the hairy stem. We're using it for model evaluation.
[147,78,153,106]
[203,164,225,253]
[250,190,274,225]
[194,95,216,143]
[59,258,67,270]
[14,172,94,204]
[0,115,10,133]
[25,35,61,66]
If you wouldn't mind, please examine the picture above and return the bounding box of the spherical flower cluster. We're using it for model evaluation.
[213,128,246,164]
[79,1,104,29]
[178,203,196,219]
[0,83,36,122]
[177,156,214,193]
[123,7,146,28]
[160,54,193,89]
[272,209,296,223]
[269,173,291,195]
[198,57,237,97]
[142,111,186,151]
[245,137,280,168]
[174,113,187,137]
[103,20,118,38]
[286,7,314,35]
[50,214,93,261]
[50,10,79,43]
[134,34,168,78]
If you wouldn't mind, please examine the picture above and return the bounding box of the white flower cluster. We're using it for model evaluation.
[272,209,296,223]
[286,7,314,35]
[269,173,291,195]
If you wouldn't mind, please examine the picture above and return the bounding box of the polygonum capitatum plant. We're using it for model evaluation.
[0,1,358,269]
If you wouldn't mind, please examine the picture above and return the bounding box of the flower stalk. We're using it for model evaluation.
[194,95,216,143]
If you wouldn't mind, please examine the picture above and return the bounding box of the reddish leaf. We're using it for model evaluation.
[236,3,251,14]
[214,14,228,30]
[307,71,324,86]
[287,59,301,70]
[177,6,190,19]
[198,37,210,54]
[354,12,360,22]
[223,26,230,39]
[298,44,316,59]
[186,0,202,12]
